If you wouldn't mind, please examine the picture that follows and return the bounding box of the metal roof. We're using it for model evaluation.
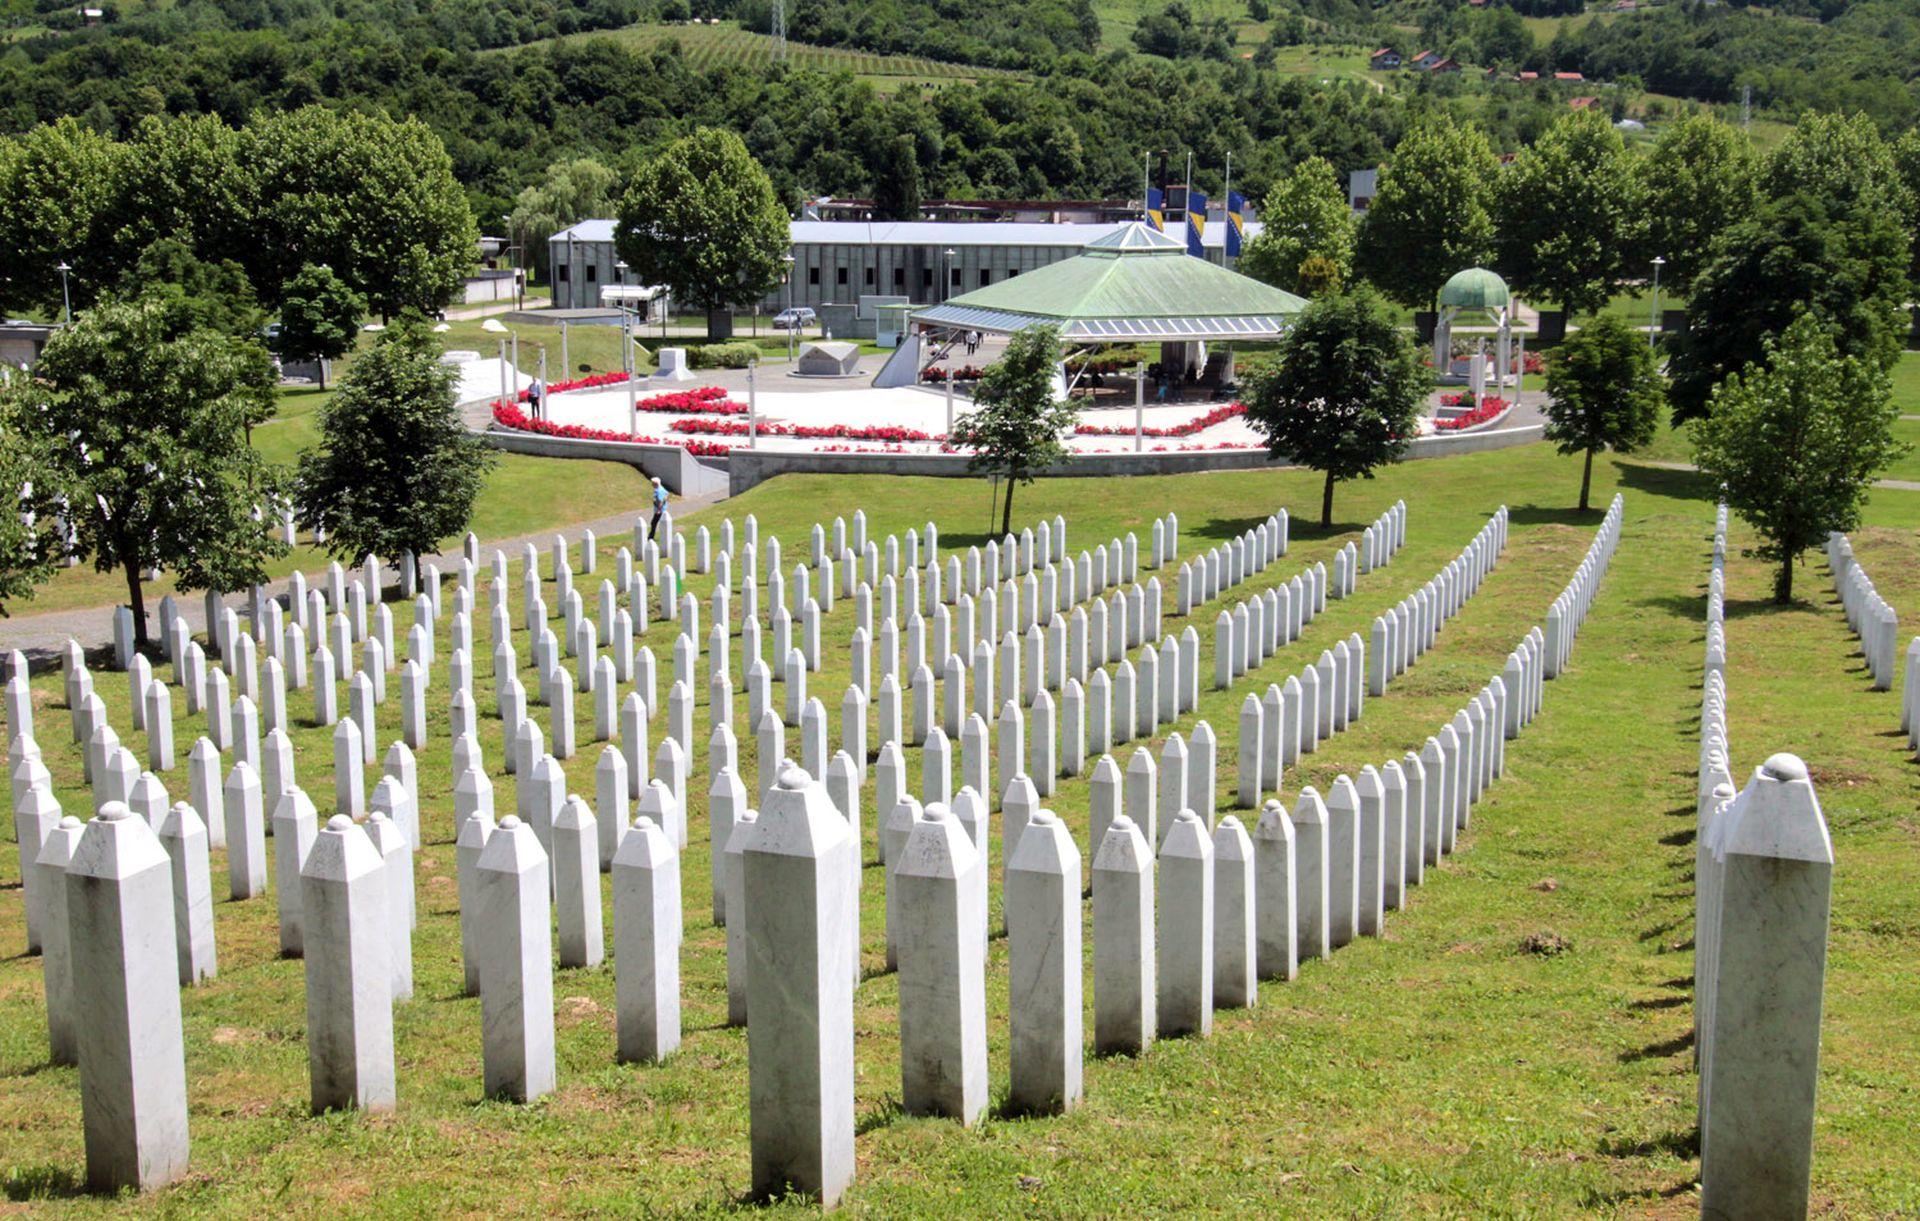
[550,217,1266,250]
[908,222,1304,339]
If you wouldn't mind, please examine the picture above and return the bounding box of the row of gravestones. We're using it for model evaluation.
[13,494,1435,1198]
[725,502,1592,1205]
[1826,532,1901,692]
[1699,503,1836,1221]
[11,501,1175,1191]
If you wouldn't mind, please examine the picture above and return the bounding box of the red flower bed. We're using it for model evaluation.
[492,401,737,456]
[1074,402,1246,438]
[920,365,987,383]
[667,417,941,444]
[515,376,745,415]
[1432,397,1508,431]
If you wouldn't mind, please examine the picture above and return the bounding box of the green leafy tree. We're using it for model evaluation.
[1239,157,1356,297]
[949,324,1074,535]
[1541,315,1663,511]
[95,114,250,283]
[1492,109,1642,318]
[295,317,495,563]
[1242,285,1431,526]
[1666,191,1909,423]
[874,134,924,222]
[241,106,477,317]
[277,264,364,389]
[0,431,66,617]
[509,157,620,280]
[0,294,284,645]
[1636,114,1756,296]
[614,128,789,340]
[1691,313,1907,604]
[1887,127,1920,284]
[1760,111,1911,226]
[0,118,120,315]
[1355,115,1499,311]
[123,237,265,340]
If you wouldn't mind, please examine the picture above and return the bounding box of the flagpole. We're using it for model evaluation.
[1221,152,1233,267]
[1183,151,1194,255]
[1142,151,1151,223]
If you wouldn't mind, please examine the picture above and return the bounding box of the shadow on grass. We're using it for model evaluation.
[2,1164,88,1202]
[1660,827,1696,848]
[1505,504,1610,529]
[1638,917,1684,942]
[858,962,896,985]
[1619,1029,1694,1063]
[855,1095,903,1136]
[1614,460,1717,502]
[1629,995,1690,1011]
[1597,1126,1700,1160]
[1580,1179,1698,1209]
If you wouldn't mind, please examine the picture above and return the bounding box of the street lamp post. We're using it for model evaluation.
[747,358,759,449]
[942,247,957,304]
[56,262,71,325]
[1648,256,1666,353]
[782,253,796,362]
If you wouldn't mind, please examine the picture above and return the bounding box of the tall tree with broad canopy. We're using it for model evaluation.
[614,128,790,340]
[0,118,119,315]
[1355,115,1499,311]
[1239,156,1356,297]
[949,324,1075,535]
[1635,114,1756,297]
[1541,315,1663,511]
[295,317,495,565]
[1665,190,1909,423]
[0,293,285,645]
[1491,109,1643,318]
[241,106,477,317]
[1691,313,1907,604]
[1242,285,1430,526]
[276,263,364,390]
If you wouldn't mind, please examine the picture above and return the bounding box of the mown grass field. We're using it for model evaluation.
[2,433,1916,1213]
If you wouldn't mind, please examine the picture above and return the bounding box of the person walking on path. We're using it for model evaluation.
[647,477,670,541]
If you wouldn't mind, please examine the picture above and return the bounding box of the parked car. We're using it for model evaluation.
[772,307,816,330]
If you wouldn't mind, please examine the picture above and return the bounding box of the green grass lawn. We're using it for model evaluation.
[5,372,656,621]
[2,438,1917,1212]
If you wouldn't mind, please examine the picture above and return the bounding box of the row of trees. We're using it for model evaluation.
[0,107,477,321]
[0,300,492,642]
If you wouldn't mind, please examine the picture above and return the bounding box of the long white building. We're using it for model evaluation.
[547,218,1264,313]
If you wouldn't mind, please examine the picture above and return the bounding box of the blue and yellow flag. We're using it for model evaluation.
[1225,189,1248,258]
[1185,189,1207,258]
[1146,187,1165,232]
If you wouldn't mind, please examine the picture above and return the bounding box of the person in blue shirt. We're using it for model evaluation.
[648,477,669,541]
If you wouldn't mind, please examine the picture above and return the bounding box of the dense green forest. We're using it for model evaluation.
[3,0,1919,221]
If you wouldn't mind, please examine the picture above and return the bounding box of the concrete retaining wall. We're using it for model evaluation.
[483,427,731,498]
[724,421,1546,495]
[475,414,1545,500]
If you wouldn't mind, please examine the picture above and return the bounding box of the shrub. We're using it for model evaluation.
[686,341,760,369]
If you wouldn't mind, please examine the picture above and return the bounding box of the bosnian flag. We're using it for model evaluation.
[1225,189,1248,258]
[1185,189,1208,258]
[1146,187,1166,232]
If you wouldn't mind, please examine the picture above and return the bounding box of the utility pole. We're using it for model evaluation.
[772,0,787,63]
[1220,151,1233,267]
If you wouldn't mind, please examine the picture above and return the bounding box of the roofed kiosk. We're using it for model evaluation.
[912,222,1306,343]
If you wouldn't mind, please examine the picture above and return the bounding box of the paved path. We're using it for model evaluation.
[1636,458,1920,492]
[0,493,723,670]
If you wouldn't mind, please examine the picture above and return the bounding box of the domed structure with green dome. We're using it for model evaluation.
[1439,267,1511,312]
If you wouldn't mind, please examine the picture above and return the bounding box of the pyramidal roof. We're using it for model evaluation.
[914,221,1305,342]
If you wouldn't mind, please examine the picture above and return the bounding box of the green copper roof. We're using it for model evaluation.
[922,221,1306,332]
[1439,267,1510,310]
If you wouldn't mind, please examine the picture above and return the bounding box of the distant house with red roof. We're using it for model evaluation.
[1424,56,1462,73]
[1370,48,1403,69]
[1555,71,1585,82]
[1569,96,1600,110]
[1411,49,1443,70]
